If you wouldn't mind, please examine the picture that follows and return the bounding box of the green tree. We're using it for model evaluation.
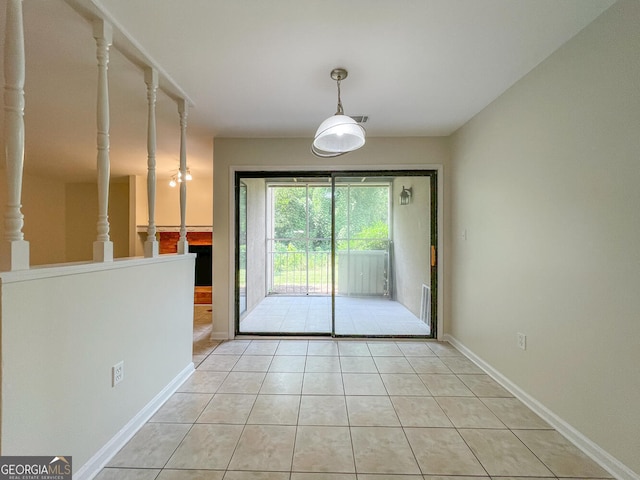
[272,183,390,251]
[273,186,306,239]
[353,220,389,250]
[335,185,389,244]
[308,186,332,247]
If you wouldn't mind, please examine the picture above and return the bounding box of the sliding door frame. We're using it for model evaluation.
[233,168,439,339]
[234,171,331,337]
[331,170,437,339]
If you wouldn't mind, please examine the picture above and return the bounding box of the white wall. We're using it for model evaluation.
[0,255,195,473]
[243,177,267,315]
[213,137,449,339]
[449,1,640,476]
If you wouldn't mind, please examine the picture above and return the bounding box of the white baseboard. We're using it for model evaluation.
[443,334,638,480]
[74,362,195,480]
[210,332,230,340]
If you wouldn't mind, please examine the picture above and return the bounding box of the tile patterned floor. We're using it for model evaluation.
[239,296,431,336]
[96,339,612,480]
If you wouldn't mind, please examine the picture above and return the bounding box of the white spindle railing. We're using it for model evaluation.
[144,68,159,257]
[177,99,189,254]
[92,20,113,262]
[1,0,29,272]
[2,4,195,267]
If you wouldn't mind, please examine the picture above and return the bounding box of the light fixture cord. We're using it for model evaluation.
[335,77,344,115]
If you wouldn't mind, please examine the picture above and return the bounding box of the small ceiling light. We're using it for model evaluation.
[400,186,412,205]
[169,167,193,187]
[312,68,366,158]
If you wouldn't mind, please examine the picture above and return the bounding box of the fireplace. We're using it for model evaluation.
[189,244,212,286]
[157,229,212,304]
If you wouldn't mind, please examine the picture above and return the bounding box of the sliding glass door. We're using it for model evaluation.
[333,174,433,336]
[235,170,437,337]
[236,174,332,334]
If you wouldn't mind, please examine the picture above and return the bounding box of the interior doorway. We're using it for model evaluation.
[234,170,437,338]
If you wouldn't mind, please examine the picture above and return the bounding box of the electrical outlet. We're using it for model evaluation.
[517,333,527,350]
[112,361,124,387]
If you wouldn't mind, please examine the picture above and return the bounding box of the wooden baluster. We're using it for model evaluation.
[1,0,29,271]
[144,68,159,257]
[92,20,113,262]
[177,99,189,254]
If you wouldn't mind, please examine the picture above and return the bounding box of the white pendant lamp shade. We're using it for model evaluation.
[312,68,366,158]
[313,114,366,156]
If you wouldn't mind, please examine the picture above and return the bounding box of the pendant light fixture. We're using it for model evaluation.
[312,68,366,158]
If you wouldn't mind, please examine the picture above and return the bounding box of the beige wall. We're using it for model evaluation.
[135,174,213,226]
[0,173,132,265]
[110,180,131,258]
[65,179,131,262]
[0,167,210,265]
[134,174,214,255]
[0,173,67,266]
[213,137,449,339]
[449,1,640,475]
[65,183,96,262]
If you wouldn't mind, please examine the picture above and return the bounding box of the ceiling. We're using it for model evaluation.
[0,0,615,182]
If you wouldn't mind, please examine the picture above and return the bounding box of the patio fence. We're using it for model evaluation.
[268,243,390,296]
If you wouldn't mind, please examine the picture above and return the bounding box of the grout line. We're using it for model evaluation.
[114,333,604,479]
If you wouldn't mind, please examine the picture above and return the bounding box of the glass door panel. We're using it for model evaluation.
[333,173,433,336]
[237,174,332,334]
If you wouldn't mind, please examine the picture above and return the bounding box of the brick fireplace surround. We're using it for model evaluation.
[158,230,212,304]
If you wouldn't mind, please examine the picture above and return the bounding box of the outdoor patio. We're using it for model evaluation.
[239,295,431,336]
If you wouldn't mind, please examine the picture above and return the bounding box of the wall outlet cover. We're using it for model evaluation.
[517,333,527,350]
[112,361,124,386]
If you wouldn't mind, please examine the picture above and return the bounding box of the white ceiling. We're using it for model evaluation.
[0,0,615,182]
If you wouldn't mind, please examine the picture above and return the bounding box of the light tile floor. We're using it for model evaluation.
[240,296,431,336]
[97,338,612,480]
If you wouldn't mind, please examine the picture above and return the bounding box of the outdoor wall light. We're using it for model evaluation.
[400,186,412,205]
[312,68,366,158]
